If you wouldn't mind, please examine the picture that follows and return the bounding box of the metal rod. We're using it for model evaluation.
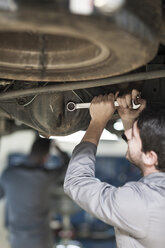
[0,70,165,100]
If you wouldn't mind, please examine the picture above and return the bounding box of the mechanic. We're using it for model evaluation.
[64,89,165,248]
[0,137,69,248]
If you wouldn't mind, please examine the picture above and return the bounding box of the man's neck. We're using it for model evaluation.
[143,167,159,177]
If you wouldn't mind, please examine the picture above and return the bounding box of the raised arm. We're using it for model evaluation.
[64,92,148,237]
[81,93,116,145]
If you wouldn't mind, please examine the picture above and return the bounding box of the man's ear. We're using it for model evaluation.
[142,150,158,167]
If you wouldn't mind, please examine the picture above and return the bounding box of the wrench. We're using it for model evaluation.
[67,101,140,111]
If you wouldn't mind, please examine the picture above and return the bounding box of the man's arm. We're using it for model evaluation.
[64,91,148,237]
[81,93,116,145]
[64,139,147,238]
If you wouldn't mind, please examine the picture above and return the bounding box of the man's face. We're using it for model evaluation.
[124,121,144,170]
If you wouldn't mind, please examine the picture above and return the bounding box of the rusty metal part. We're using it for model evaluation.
[0,77,165,137]
[0,0,161,81]
[0,70,165,100]
[0,31,110,79]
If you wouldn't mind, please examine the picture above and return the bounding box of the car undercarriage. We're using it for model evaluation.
[0,0,165,137]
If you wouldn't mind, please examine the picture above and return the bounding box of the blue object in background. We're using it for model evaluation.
[7,153,28,167]
[95,156,141,186]
[80,239,117,248]
[46,155,62,169]
[7,153,63,169]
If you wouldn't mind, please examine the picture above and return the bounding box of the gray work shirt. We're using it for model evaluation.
[64,142,165,248]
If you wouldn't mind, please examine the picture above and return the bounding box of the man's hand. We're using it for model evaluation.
[116,89,146,130]
[81,93,116,145]
[90,93,116,125]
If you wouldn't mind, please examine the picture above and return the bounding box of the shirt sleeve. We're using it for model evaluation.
[64,141,148,238]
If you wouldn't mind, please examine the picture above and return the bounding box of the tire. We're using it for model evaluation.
[0,0,161,82]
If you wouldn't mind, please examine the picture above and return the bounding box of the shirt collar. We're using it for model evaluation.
[139,172,165,185]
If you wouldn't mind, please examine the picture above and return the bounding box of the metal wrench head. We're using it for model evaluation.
[66,101,76,111]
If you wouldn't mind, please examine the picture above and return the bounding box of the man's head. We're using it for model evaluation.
[29,137,51,166]
[125,107,165,174]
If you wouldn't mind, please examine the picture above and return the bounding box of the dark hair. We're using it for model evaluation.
[137,107,165,172]
[30,137,51,162]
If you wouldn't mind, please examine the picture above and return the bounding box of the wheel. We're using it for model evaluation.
[0,0,161,82]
